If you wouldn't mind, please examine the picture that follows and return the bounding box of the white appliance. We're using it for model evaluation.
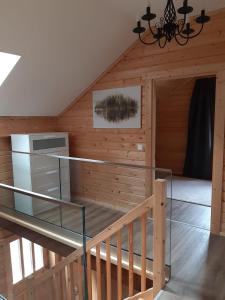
[11,133,70,215]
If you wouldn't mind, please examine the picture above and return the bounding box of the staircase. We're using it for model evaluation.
[7,179,167,300]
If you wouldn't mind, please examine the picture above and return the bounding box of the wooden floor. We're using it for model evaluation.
[169,176,212,206]
[159,224,225,300]
[171,200,211,230]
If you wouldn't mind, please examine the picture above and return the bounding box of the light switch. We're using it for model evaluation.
[137,143,144,151]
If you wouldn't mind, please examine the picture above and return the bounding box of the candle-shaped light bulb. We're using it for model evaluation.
[201,9,206,17]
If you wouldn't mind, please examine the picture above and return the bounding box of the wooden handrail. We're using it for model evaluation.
[124,288,154,300]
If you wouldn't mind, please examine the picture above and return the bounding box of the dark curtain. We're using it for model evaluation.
[183,77,216,180]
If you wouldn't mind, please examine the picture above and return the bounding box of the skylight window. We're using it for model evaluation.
[0,52,20,87]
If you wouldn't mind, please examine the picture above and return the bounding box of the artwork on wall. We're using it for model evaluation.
[93,86,141,128]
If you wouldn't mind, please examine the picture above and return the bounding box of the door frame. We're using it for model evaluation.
[146,70,225,235]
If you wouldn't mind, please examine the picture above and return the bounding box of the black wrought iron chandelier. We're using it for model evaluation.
[132,0,210,48]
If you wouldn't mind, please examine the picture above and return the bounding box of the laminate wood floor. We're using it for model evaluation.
[37,198,225,299]
[159,224,225,300]
[171,199,211,230]
[168,176,212,206]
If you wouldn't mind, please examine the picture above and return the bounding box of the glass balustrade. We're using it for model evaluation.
[0,149,172,284]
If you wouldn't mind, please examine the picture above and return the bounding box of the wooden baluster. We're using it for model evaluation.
[71,261,79,300]
[117,230,122,300]
[65,265,71,300]
[43,248,50,268]
[106,238,112,300]
[87,250,92,300]
[128,222,134,297]
[141,212,147,292]
[96,244,102,300]
[52,272,60,300]
[78,257,84,300]
[61,267,67,300]
[48,251,56,268]
[55,255,63,300]
[67,263,74,300]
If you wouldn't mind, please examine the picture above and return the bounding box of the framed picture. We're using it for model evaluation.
[93,86,141,128]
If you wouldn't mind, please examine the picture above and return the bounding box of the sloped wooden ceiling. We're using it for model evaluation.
[0,0,224,116]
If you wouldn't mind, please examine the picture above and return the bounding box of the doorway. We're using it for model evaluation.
[155,76,216,230]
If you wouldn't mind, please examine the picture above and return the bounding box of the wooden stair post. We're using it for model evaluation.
[153,179,166,296]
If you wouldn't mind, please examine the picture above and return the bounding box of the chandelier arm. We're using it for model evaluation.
[177,14,187,34]
[187,23,204,39]
[178,23,204,39]
[148,21,157,36]
[138,33,159,45]
[175,34,190,46]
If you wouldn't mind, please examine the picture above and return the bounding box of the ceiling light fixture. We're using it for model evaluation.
[132,0,210,48]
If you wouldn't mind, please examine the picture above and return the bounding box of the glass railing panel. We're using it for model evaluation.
[0,186,14,209]
[61,205,85,234]
[31,196,61,227]
[67,158,148,213]
[0,150,172,273]
[0,183,86,238]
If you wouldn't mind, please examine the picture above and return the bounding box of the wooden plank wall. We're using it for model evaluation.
[155,78,196,175]
[57,9,225,230]
[58,86,148,211]
[221,143,225,233]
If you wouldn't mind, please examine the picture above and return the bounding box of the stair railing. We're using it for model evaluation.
[15,179,166,300]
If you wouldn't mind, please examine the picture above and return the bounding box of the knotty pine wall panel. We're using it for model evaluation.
[221,157,225,233]
[58,83,148,211]
[58,9,225,228]
[156,78,196,175]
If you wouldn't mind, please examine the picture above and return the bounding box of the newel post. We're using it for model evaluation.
[153,179,166,296]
